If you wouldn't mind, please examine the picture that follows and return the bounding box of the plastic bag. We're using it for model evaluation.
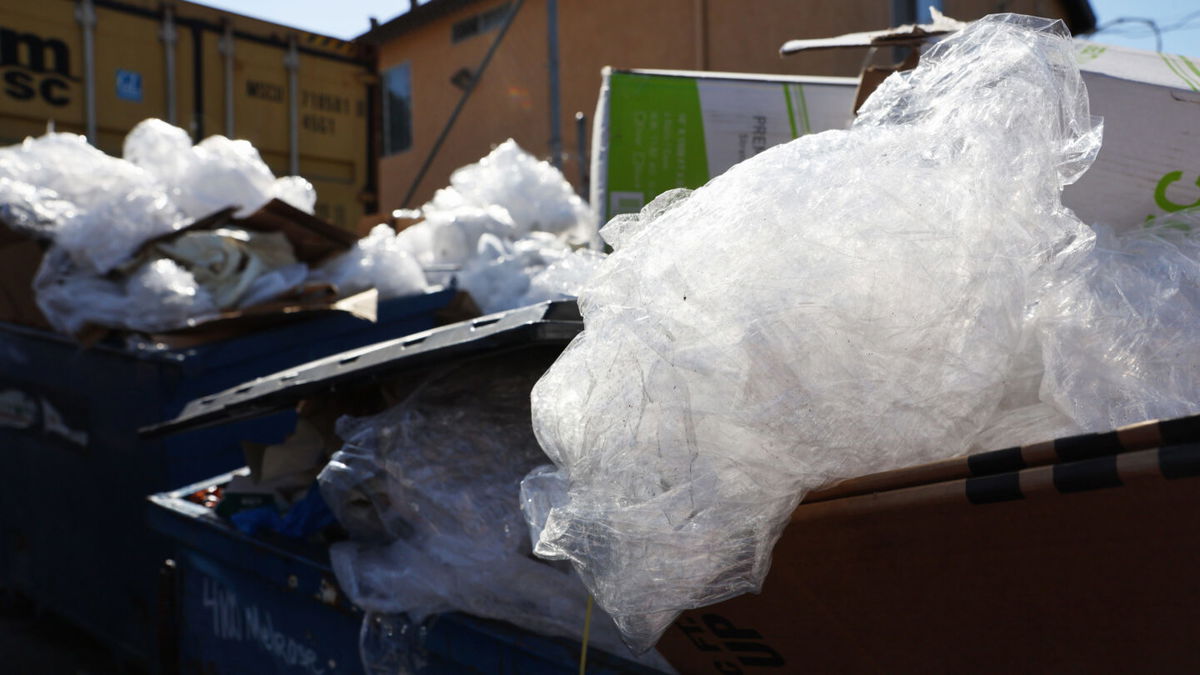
[524,14,1102,651]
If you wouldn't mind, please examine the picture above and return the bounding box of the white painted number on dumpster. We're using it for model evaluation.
[201,575,327,675]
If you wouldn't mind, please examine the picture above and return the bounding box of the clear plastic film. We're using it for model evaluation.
[423,138,596,242]
[317,352,670,670]
[1036,213,1200,432]
[311,224,429,301]
[123,119,316,218]
[524,15,1103,651]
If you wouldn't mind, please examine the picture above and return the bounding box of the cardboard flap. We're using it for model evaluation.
[130,199,357,270]
[780,12,964,55]
[234,199,358,265]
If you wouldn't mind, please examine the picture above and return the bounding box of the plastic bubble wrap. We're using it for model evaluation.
[524,15,1102,650]
[423,139,595,241]
[317,352,667,669]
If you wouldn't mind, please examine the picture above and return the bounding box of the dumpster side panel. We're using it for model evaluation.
[176,548,362,675]
[0,290,449,667]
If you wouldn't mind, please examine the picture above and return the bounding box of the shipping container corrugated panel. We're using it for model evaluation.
[0,0,375,229]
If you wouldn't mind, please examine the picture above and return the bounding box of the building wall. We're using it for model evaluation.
[373,0,1074,219]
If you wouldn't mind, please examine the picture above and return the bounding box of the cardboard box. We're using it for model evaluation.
[0,222,52,329]
[658,414,1200,672]
[782,18,1200,230]
[589,68,858,223]
[1067,43,1200,227]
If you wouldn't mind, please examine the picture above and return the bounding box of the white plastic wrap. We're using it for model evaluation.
[0,177,77,237]
[404,205,516,269]
[317,353,665,669]
[524,15,1102,651]
[123,118,317,218]
[54,186,185,274]
[458,233,605,315]
[0,131,185,272]
[34,249,218,335]
[312,224,428,300]
[423,139,595,242]
[0,132,155,213]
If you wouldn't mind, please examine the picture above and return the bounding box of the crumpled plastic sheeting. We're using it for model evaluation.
[317,353,666,670]
[0,132,155,213]
[0,177,77,238]
[400,205,515,270]
[423,139,595,242]
[152,227,300,309]
[458,232,605,315]
[55,186,186,274]
[1037,215,1200,432]
[524,15,1102,651]
[367,138,602,311]
[35,249,218,335]
[313,224,429,300]
[124,119,317,218]
[0,132,186,273]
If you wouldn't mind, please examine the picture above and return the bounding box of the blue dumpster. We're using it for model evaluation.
[149,469,663,675]
[145,301,669,674]
[0,288,454,670]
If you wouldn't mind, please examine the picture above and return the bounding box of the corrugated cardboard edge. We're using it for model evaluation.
[804,414,1194,503]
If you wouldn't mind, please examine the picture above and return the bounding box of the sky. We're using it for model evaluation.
[199,0,1200,57]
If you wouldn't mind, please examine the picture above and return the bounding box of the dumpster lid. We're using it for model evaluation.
[140,300,583,438]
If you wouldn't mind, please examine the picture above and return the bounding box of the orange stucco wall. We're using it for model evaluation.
[373,0,1073,220]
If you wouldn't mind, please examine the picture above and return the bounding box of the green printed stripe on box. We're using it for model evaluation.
[1158,53,1200,92]
[784,85,799,139]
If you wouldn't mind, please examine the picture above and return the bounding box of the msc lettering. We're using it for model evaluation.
[0,27,74,106]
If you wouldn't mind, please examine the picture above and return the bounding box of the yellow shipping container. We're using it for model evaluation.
[0,0,376,229]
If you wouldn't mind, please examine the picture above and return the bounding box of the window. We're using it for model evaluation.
[382,63,413,155]
[451,3,513,43]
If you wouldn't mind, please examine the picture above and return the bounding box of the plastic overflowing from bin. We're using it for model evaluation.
[146,302,672,673]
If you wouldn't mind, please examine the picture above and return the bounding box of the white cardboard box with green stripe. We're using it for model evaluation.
[588,68,858,224]
[589,39,1200,235]
[1067,42,1200,228]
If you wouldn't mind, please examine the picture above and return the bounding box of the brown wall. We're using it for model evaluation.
[373,0,1074,217]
